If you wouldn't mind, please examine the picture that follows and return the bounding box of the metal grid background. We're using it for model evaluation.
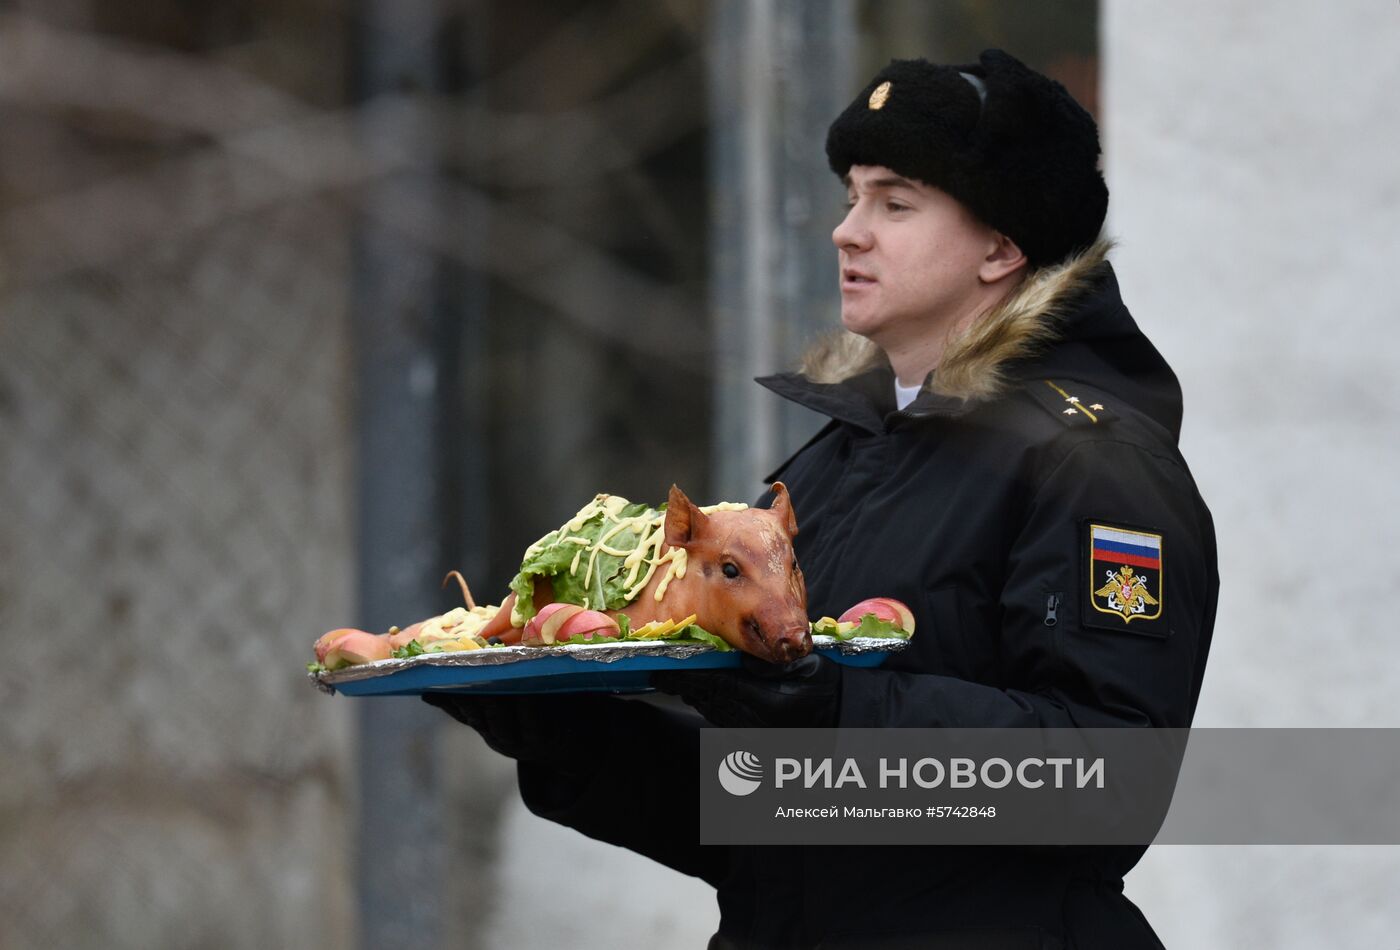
[0,194,359,947]
[0,4,713,948]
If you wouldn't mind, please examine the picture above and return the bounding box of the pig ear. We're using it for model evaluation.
[768,481,799,538]
[664,484,708,548]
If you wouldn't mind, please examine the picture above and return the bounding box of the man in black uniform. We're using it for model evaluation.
[427,50,1218,949]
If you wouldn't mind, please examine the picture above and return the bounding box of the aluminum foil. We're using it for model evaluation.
[309,635,908,694]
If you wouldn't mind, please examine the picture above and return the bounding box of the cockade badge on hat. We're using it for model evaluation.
[868,80,891,110]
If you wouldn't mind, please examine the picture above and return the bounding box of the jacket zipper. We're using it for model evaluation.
[1043,592,1062,627]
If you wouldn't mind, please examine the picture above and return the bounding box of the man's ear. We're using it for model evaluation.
[979,232,1027,285]
[664,484,708,548]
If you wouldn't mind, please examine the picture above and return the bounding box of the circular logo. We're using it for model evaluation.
[718,751,764,797]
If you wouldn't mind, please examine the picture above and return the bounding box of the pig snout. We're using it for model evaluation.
[772,627,813,663]
[748,616,813,664]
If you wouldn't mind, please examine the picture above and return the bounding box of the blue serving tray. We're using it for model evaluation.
[313,638,903,697]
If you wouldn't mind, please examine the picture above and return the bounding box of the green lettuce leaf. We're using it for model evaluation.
[810,613,910,641]
[509,527,574,619]
[508,500,662,621]
[854,613,906,639]
[391,639,426,659]
[624,622,731,652]
[558,632,624,646]
[668,624,731,651]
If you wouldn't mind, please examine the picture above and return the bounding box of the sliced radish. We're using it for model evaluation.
[836,597,915,634]
[878,598,915,634]
[315,627,363,663]
[520,602,572,645]
[323,630,392,669]
[540,604,585,644]
[836,598,899,626]
[556,609,621,641]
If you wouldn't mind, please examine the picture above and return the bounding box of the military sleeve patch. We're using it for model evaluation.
[1082,522,1167,637]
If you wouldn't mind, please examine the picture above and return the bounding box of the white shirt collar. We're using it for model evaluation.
[894,378,923,410]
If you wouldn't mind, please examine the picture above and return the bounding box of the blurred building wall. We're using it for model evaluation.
[1102,1,1400,945]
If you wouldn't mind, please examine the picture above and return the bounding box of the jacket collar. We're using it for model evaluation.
[755,367,887,434]
[756,365,972,435]
[791,240,1113,404]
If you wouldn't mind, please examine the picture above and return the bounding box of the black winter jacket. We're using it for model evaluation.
[517,259,1218,950]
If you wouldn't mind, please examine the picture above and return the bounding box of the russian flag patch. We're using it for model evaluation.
[1086,523,1164,629]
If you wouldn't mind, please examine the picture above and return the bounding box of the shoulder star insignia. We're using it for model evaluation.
[1031,379,1115,427]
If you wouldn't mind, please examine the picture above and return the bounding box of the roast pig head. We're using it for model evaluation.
[662,482,811,663]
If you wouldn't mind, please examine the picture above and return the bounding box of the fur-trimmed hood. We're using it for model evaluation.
[763,238,1184,438]
[798,238,1112,400]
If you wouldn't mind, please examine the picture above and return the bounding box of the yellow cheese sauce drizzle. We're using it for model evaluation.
[416,605,498,648]
[555,495,749,606]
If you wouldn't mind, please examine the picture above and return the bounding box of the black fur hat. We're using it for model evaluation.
[826,49,1107,268]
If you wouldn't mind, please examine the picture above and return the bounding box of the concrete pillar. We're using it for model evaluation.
[348,0,450,945]
[709,0,857,501]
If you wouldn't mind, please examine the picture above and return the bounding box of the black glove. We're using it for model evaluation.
[651,652,842,728]
[421,692,618,767]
